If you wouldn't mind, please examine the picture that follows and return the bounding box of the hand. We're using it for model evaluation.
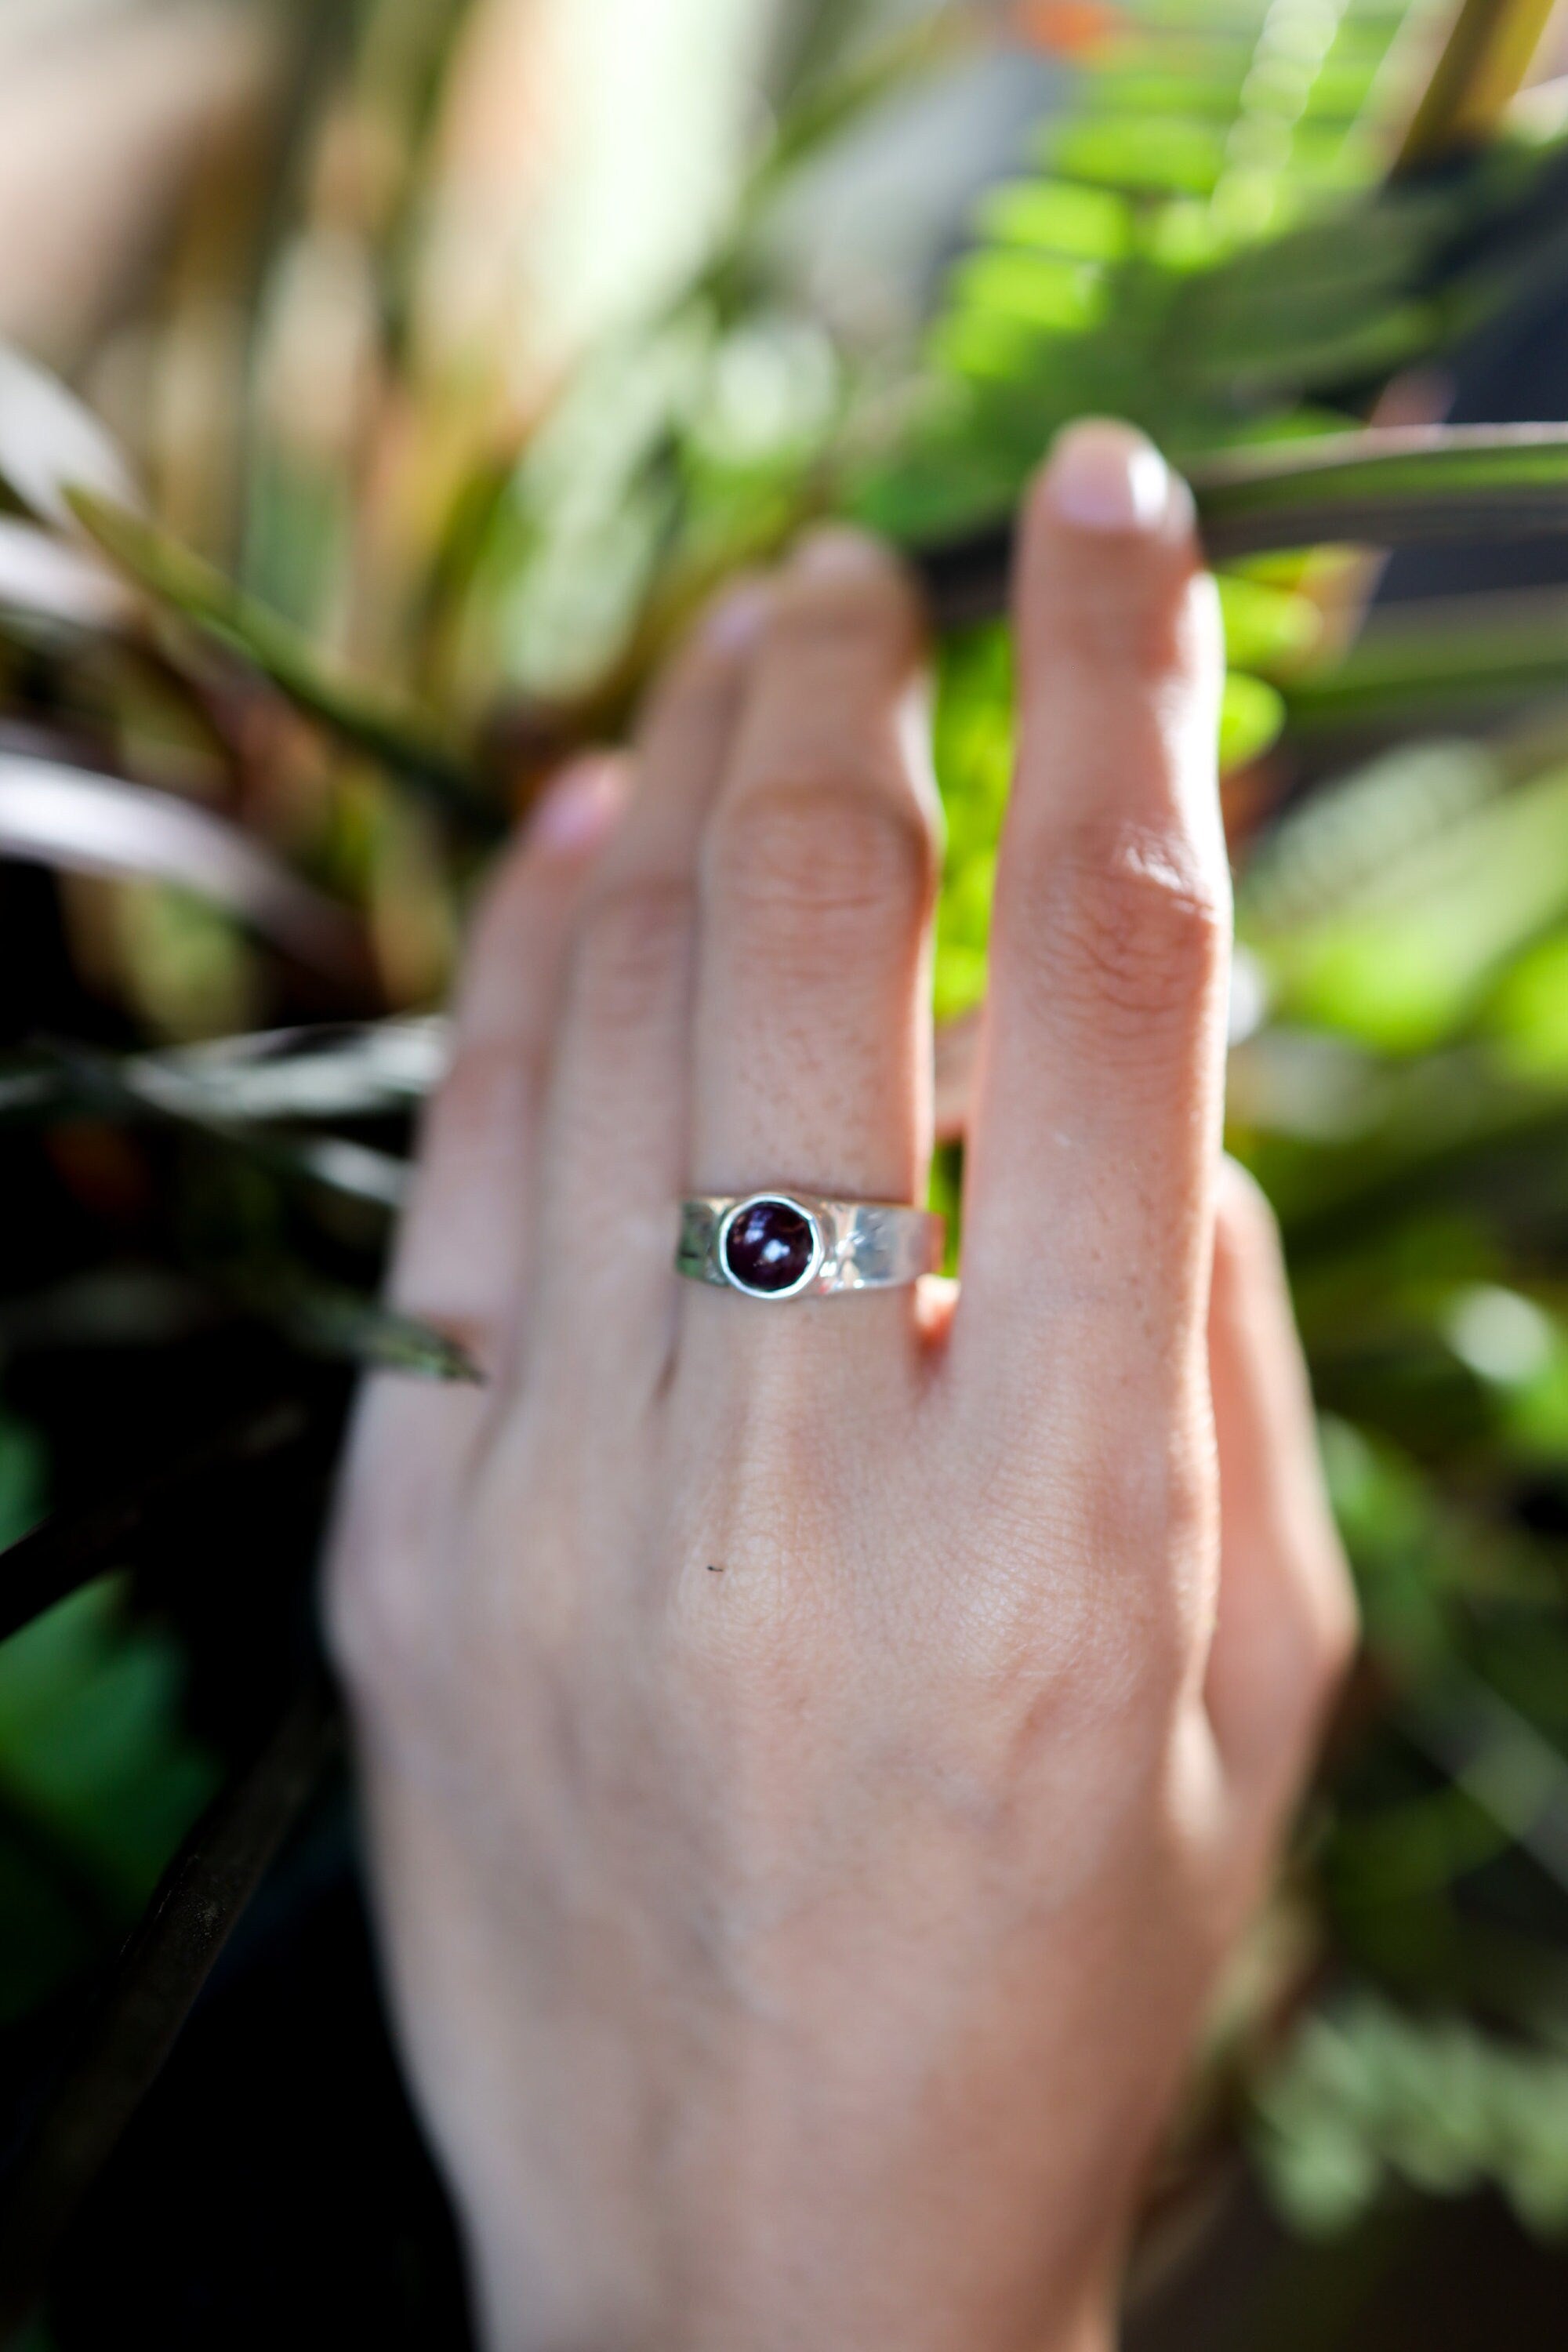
[327,420,1356,2352]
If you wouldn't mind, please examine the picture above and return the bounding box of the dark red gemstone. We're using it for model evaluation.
[723,1197,816,1294]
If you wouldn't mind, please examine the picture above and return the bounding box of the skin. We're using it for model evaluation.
[326,419,1357,2352]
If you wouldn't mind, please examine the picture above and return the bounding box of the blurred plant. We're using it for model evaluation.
[1256,1989,1568,2235]
[7,0,1568,2334]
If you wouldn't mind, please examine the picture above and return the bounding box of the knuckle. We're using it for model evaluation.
[1077,1443,1211,1699]
[1221,1544,1359,1777]
[955,1577,1187,1827]
[709,778,936,949]
[1079,1570,1193,1735]
[1018,822,1226,1041]
[960,1438,1209,1745]
[568,872,695,1030]
[768,577,918,668]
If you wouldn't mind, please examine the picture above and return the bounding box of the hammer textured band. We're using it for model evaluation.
[676,1192,945,1301]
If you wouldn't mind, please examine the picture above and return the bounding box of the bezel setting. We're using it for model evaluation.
[715,1192,826,1300]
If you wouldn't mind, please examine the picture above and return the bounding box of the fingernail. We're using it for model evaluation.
[793,524,887,580]
[700,579,770,654]
[529,757,622,855]
[1046,419,1170,534]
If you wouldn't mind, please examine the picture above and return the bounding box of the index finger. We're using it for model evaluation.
[953,419,1229,1408]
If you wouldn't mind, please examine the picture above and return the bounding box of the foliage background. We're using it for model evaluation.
[6,0,1568,2341]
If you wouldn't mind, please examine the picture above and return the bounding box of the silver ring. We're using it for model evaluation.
[676,1191,945,1301]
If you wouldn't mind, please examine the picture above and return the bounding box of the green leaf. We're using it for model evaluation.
[1287,590,1568,731]
[1217,571,1323,672]
[909,428,1568,632]
[949,249,1109,335]
[1254,1992,1568,2240]
[1050,113,1231,195]
[1486,931,1568,1081]
[22,1040,408,1214]
[263,1280,482,1382]
[0,1575,216,1926]
[1240,741,1501,936]
[1186,301,1440,400]
[125,1016,443,1126]
[67,493,495,828]
[1220,669,1287,766]
[0,753,361,979]
[1250,756,1568,1051]
[1193,424,1568,560]
[972,179,1134,263]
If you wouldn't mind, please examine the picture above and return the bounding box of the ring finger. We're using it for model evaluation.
[684,531,939,1371]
